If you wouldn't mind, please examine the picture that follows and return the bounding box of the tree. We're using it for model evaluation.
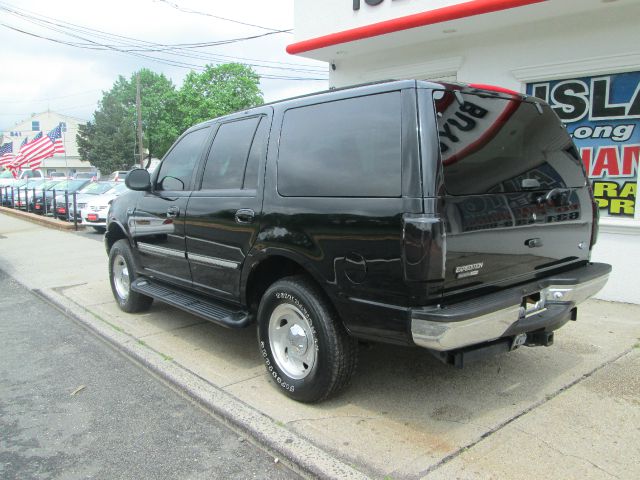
[78,64,264,174]
[77,70,179,173]
[135,69,180,163]
[77,76,137,174]
[178,63,263,130]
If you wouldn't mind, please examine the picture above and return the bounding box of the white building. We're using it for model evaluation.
[289,0,639,304]
[1,111,93,176]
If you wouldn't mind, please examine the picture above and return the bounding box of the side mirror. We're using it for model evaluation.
[125,169,151,191]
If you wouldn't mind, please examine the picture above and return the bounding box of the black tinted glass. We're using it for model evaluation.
[434,91,586,195]
[243,117,269,190]
[278,92,402,197]
[157,127,210,191]
[201,118,260,190]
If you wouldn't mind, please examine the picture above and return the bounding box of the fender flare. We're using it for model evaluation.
[239,246,329,306]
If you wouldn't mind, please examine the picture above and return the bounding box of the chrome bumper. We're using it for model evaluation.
[411,264,610,352]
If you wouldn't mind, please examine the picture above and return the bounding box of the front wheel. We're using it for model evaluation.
[257,276,358,403]
[108,239,153,313]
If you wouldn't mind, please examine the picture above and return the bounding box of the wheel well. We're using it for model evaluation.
[245,256,315,313]
[105,222,127,252]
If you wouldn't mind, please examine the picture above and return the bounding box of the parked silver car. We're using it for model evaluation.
[80,182,129,232]
[55,181,116,221]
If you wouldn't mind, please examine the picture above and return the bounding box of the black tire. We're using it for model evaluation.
[108,239,153,313]
[257,275,358,403]
[93,226,106,233]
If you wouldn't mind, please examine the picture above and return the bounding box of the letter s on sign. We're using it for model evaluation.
[550,80,589,123]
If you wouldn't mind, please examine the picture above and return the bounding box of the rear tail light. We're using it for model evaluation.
[403,214,446,282]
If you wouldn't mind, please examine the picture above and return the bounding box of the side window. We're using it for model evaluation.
[278,92,402,197]
[201,117,261,190]
[243,117,269,190]
[156,127,210,191]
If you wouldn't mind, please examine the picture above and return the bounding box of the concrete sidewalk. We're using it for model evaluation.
[1,212,639,479]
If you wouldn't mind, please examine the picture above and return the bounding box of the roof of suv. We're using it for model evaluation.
[187,79,532,133]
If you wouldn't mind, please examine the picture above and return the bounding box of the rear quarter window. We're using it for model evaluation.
[277,92,402,197]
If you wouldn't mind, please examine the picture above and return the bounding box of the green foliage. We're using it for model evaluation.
[77,76,135,173]
[77,71,178,173]
[178,63,263,130]
[77,64,263,174]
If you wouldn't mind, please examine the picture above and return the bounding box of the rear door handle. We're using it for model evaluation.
[235,208,255,224]
[166,206,180,218]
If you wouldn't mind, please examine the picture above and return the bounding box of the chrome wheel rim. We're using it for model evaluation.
[112,254,130,301]
[268,303,316,380]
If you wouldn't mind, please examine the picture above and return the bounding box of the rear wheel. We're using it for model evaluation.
[257,276,358,403]
[109,239,153,313]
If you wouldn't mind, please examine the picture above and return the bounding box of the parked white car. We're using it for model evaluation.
[80,182,129,232]
[54,181,115,221]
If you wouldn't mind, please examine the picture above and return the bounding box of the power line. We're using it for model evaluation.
[0,1,323,70]
[154,0,293,34]
[0,7,289,48]
[0,22,327,80]
[0,2,328,80]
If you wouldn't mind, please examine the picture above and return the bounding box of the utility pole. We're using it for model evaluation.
[136,73,144,168]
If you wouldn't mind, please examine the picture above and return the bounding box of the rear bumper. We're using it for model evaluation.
[81,214,107,227]
[411,262,611,352]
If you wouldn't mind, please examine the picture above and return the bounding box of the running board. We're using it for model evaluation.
[131,277,252,328]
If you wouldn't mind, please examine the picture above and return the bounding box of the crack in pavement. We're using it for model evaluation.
[419,346,637,478]
[52,282,89,292]
[512,426,621,479]
[221,373,266,389]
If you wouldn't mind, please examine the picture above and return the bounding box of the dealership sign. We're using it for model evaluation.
[527,71,639,217]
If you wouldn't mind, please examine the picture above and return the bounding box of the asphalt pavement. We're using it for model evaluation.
[0,270,299,480]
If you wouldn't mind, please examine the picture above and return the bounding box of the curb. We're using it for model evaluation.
[33,286,370,480]
[0,206,84,231]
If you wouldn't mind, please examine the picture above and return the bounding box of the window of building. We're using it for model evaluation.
[156,126,211,191]
[32,121,40,131]
[278,92,402,197]
[60,122,67,132]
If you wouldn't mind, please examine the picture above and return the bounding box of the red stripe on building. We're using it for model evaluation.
[287,0,547,54]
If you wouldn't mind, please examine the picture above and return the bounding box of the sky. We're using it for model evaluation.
[0,0,328,130]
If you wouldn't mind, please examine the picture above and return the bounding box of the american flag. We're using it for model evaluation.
[10,135,39,170]
[0,142,14,168]
[49,124,65,154]
[28,124,66,169]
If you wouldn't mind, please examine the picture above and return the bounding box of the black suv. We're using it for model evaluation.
[106,80,611,402]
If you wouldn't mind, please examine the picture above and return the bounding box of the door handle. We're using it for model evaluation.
[166,206,180,218]
[235,208,255,224]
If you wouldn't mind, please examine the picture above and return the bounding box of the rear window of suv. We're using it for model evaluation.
[278,92,402,197]
[434,91,586,195]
